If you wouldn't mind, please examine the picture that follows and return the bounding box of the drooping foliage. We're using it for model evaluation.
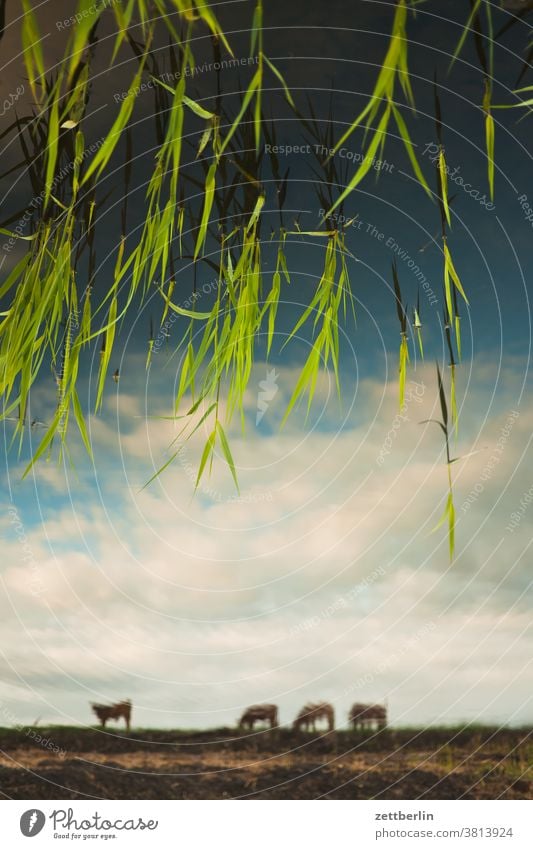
[1,0,531,558]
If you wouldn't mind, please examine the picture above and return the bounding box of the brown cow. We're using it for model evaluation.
[239,704,278,730]
[91,699,132,731]
[293,702,334,732]
[349,702,386,731]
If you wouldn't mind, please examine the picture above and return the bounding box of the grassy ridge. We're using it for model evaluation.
[0,724,531,753]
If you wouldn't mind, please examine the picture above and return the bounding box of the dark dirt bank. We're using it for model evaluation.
[0,726,531,800]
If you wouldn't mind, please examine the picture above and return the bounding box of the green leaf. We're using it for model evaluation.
[0,228,36,242]
[250,0,262,57]
[449,0,482,71]
[438,148,451,226]
[72,388,93,457]
[193,0,234,56]
[219,68,261,155]
[182,94,215,120]
[455,315,462,361]
[194,162,216,259]
[448,493,455,560]
[21,0,46,102]
[195,428,217,491]
[217,421,239,492]
[450,362,458,435]
[158,290,206,323]
[431,491,455,560]
[392,104,433,198]
[443,242,469,305]
[436,361,448,428]
[141,446,183,490]
[399,333,409,408]
[246,194,265,233]
[66,0,106,82]
[22,408,62,478]
[264,54,295,107]
[281,346,320,427]
[81,55,148,186]
[44,80,61,211]
[416,326,424,358]
[141,402,218,489]
[95,294,117,412]
[288,230,337,237]
[197,123,213,158]
[327,104,392,217]
[110,0,137,62]
[485,113,495,201]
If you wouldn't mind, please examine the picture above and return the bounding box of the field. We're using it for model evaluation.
[0,726,531,800]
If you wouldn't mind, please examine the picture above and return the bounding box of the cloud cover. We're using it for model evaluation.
[1,355,532,730]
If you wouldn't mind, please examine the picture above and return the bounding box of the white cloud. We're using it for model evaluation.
[0,357,531,729]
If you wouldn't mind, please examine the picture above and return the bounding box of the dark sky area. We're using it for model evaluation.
[1,1,532,352]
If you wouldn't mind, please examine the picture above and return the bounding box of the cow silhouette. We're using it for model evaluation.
[239,704,278,730]
[293,702,334,732]
[91,699,132,731]
[349,702,387,731]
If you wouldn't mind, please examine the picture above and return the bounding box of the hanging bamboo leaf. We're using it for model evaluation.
[450,362,458,435]
[485,112,495,200]
[95,294,117,412]
[281,345,321,427]
[327,105,392,217]
[263,54,295,107]
[449,0,482,70]
[81,53,149,186]
[246,193,265,233]
[431,491,456,560]
[71,387,93,457]
[455,314,462,361]
[414,293,423,358]
[219,68,261,155]
[21,0,46,102]
[443,241,469,305]
[190,0,233,55]
[250,0,262,57]
[392,104,433,198]
[66,0,105,83]
[197,122,213,158]
[155,286,212,320]
[438,148,451,227]
[194,162,217,259]
[399,333,409,408]
[217,421,239,492]
[436,361,448,428]
[182,94,215,120]
[22,408,63,479]
[111,0,137,62]
[142,401,218,488]
[195,428,217,491]
[447,492,455,560]
[43,78,62,211]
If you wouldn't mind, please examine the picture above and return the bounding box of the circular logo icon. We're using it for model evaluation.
[20,809,46,837]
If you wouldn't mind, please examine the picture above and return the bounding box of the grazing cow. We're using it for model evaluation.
[239,704,278,730]
[91,699,132,731]
[349,702,387,731]
[293,702,335,732]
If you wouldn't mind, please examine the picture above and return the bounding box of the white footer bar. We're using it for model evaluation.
[2,800,532,848]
